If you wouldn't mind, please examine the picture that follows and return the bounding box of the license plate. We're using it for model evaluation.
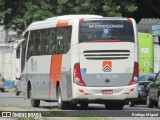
[102,90,113,94]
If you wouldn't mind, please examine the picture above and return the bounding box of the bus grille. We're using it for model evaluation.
[83,50,130,60]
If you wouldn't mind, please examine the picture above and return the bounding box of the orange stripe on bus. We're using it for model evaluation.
[56,20,69,27]
[49,54,62,99]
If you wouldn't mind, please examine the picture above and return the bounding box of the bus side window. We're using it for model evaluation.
[21,32,28,72]
[45,44,49,54]
[48,29,56,55]
[41,29,48,55]
[38,44,41,55]
[27,31,34,60]
[64,26,72,53]
[34,30,41,55]
[56,28,64,54]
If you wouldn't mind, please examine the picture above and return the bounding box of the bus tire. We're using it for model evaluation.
[80,102,88,109]
[129,101,134,107]
[158,94,160,109]
[147,94,153,108]
[29,84,40,107]
[105,103,123,110]
[105,104,114,110]
[115,104,124,110]
[31,99,40,107]
[28,82,31,98]
[57,85,67,110]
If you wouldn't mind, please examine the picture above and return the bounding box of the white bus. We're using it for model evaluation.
[21,15,139,110]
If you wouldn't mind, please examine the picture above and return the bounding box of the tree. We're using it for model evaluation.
[0,0,138,33]
[54,0,137,16]
[0,0,53,34]
[133,0,160,22]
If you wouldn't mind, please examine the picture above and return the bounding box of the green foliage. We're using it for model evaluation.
[57,0,68,4]
[0,0,138,33]
[0,0,53,34]
[133,0,160,22]
[102,0,137,16]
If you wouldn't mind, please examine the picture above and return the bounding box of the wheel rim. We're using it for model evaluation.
[158,96,160,108]
[129,102,132,107]
[147,95,149,106]
[58,87,62,108]
[30,88,32,98]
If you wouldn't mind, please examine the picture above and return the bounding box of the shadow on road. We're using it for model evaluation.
[39,105,106,110]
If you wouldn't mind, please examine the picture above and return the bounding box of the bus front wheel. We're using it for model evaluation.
[29,84,40,107]
[31,99,40,107]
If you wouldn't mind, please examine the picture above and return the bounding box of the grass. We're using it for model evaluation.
[0,104,115,120]
[0,104,33,111]
[16,117,49,120]
[41,110,66,117]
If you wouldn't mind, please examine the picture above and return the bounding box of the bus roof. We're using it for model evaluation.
[45,15,103,21]
[25,15,130,32]
[26,15,103,31]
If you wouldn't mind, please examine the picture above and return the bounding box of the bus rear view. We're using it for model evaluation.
[72,18,139,109]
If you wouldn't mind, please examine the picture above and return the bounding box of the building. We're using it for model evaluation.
[0,25,22,43]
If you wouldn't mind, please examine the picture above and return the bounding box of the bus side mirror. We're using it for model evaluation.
[16,77,21,80]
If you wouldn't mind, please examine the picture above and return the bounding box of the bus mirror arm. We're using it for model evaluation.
[16,78,20,80]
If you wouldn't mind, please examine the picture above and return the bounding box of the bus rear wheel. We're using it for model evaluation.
[105,102,124,110]
[57,85,68,110]
[158,94,160,109]
[79,102,88,109]
[129,101,134,107]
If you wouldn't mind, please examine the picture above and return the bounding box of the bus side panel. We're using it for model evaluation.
[23,53,71,101]
[21,74,28,99]
[28,74,40,98]
[49,54,62,100]
[60,51,72,101]
[23,55,58,100]
[49,53,72,101]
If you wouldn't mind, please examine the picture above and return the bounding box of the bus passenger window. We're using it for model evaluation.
[27,31,34,60]
[41,30,48,55]
[64,26,72,53]
[34,31,41,55]
[38,44,41,55]
[48,29,56,55]
[45,45,49,54]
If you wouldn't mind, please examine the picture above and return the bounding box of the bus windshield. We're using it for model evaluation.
[79,20,134,43]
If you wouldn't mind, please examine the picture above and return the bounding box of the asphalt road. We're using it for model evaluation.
[0,91,160,119]
[0,92,159,110]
